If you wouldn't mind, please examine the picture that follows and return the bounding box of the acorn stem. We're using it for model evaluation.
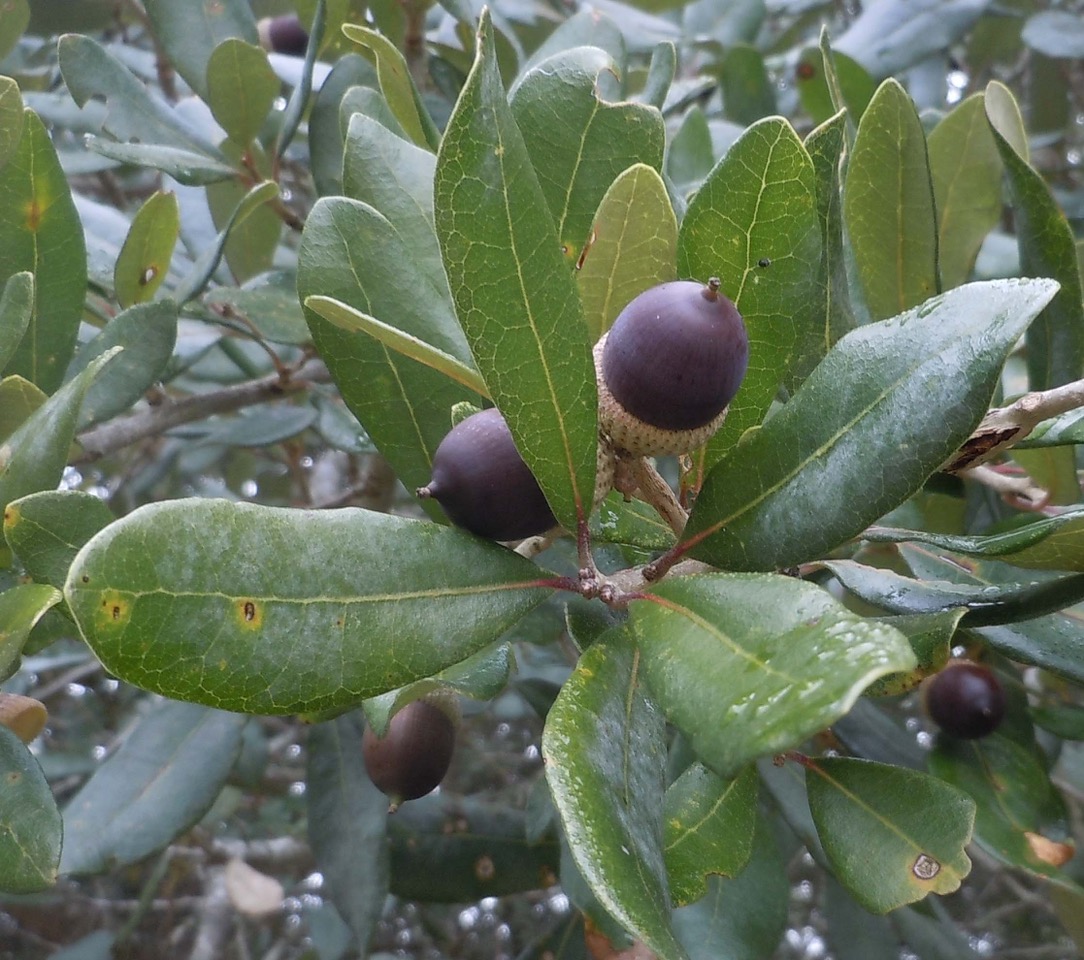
[415,485,433,499]
[626,456,688,536]
[702,277,721,302]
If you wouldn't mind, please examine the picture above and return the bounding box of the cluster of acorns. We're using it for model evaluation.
[417,277,751,541]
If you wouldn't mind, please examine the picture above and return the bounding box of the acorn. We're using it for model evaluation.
[418,408,558,541]
[923,661,1006,740]
[362,696,458,811]
[595,278,749,457]
[257,15,310,55]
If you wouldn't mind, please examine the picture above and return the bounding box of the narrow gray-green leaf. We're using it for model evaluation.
[305,295,488,397]
[576,163,677,343]
[0,77,24,173]
[682,279,1059,571]
[65,500,552,715]
[0,348,120,516]
[61,699,246,875]
[0,111,88,393]
[677,117,821,467]
[69,300,179,428]
[631,574,915,777]
[307,712,389,949]
[434,11,598,530]
[84,138,237,186]
[986,81,1084,389]
[143,0,258,99]
[543,629,688,960]
[805,757,975,913]
[664,763,758,906]
[844,79,939,321]
[0,272,33,372]
[0,725,61,893]
[928,93,1002,290]
[58,34,220,156]
[511,46,665,263]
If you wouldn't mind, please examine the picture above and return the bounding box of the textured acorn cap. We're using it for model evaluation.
[594,335,728,457]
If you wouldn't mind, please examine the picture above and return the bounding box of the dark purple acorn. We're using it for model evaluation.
[924,661,1006,740]
[417,408,557,541]
[257,15,310,55]
[596,278,749,456]
[362,698,458,811]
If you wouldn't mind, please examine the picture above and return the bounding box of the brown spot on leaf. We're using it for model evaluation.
[474,854,496,882]
[796,61,816,81]
[5,771,21,785]
[1025,831,1074,867]
[237,599,263,629]
[140,266,158,286]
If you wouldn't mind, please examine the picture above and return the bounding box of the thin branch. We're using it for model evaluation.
[958,463,1049,510]
[75,361,331,463]
[944,377,1084,473]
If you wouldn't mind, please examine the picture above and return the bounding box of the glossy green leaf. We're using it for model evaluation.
[641,42,676,110]
[0,272,32,373]
[826,558,1084,627]
[792,110,853,386]
[434,12,598,531]
[298,198,480,509]
[143,0,258,98]
[58,34,220,156]
[719,44,775,126]
[206,39,279,146]
[576,163,677,343]
[589,490,676,551]
[899,544,1084,685]
[521,9,626,76]
[84,139,237,186]
[306,711,389,948]
[342,113,450,304]
[844,79,939,321]
[306,295,487,397]
[928,93,1002,290]
[199,405,316,448]
[388,793,560,901]
[70,300,178,427]
[794,46,875,127]
[664,763,758,906]
[65,499,552,715]
[342,23,440,151]
[667,107,714,193]
[930,732,1076,887]
[672,814,788,960]
[862,610,960,697]
[4,491,113,593]
[986,82,1084,389]
[0,376,44,445]
[174,180,279,303]
[677,117,821,467]
[362,642,512,736]
[632,574,915,778]
[681,279,1059,571]
[0,583,63,679]
[0,110,88,393]
[61,699,246,875]
[511,46,665,263]
[0,349,119,516]
[0,725,61,893]
[864,511,1084,572]
[805,757,975,913]
[308,54,378,198]
[544,629,687,960]
[114,192,180,309]
[0,77,24,173]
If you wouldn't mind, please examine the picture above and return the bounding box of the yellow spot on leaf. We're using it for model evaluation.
[2,504,18,530]
[912,853,940,881]
[98,591,131,627]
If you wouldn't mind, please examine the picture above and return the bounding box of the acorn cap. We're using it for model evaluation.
[595,334,729,457]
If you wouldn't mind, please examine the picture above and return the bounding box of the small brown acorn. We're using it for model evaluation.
[596,278,749,457]
[362,696,459,811]
[923,661,1006,740]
